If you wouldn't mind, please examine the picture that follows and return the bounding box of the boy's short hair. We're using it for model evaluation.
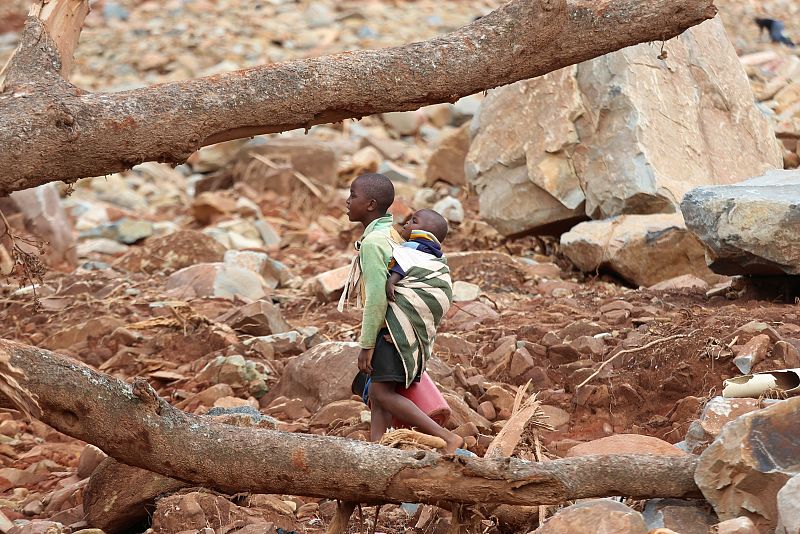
[416,209,449,243]
[355,173,395,213]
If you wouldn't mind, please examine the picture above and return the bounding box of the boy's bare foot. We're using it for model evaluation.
[443,432,465,455]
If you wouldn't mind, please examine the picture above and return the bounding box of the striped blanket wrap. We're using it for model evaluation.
[386,247,453,387]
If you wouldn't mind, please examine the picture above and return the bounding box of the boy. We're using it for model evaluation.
[342,173,462,453]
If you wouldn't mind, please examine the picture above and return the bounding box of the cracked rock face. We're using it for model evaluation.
[467,17,781,237]
[695,396,800,532]
[681,170,800,276]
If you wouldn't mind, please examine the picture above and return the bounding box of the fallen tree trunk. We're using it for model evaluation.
[0,339,701,506]
[0,0,716,195]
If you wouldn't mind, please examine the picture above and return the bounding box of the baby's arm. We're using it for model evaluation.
[385,271,403,302]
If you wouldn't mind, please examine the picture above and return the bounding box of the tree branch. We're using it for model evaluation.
[0,0,716,195]
[0,338,701,506]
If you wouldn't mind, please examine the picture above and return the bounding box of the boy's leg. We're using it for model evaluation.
[369,399,392,442]
[369,381,463,453]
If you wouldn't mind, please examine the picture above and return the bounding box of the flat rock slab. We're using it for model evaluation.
[681,170,800,275]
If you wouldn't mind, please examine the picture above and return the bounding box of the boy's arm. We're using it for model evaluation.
[385,271,403,302]
[358,240,389,349]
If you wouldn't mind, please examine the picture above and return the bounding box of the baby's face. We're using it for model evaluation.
[401,212,428,240]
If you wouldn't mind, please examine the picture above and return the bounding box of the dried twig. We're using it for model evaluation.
[576,332,693,389]
[0,209,48,310]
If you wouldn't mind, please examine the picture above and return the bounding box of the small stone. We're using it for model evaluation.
[453,422,479,438]
[246,331,306,356]
[309,400,365,428]
[732,334,771,374]
[305,265,350,301]
[192,192,237,224]
[432,196,464,224]
[509,347,535,379]
[535,499,648,534]
[774,341,800,367]
[112,218,153,244]
[540,405,570,429]
[382,111,422,136]
[23,499,44,516]
[217,300,291,337]
[77,445,108,479]
[710,517,758,534]
[548,344,582,365]
[451,281,481,302]
[477,401,496,421]
[223,250,268,274]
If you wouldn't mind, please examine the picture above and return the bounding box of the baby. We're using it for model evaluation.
[386,209,448,302]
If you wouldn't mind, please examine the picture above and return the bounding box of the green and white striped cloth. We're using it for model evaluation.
[386,246,453,387]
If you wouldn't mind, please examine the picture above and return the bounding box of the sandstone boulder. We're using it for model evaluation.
[165,262,270,300]
[681,170,800,275]
[561,214,715,287]
[217,300,291,337]
[266,342,360,411]
[114,230,227,274]
[466,18,781,236]
[696,396,800,531]
[565,434,687,458]
[535,499,648,534]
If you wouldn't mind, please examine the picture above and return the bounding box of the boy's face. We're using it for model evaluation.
[401,211,429,241]
[346,179,374,223]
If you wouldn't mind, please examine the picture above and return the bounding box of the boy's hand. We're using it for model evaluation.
[358,347,375,374]
[385,280,396,302]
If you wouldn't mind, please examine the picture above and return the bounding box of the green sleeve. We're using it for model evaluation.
[358,239,389,349]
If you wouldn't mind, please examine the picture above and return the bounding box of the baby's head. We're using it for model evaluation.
[401,209,448,243]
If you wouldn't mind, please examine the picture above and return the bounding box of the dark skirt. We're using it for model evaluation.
[351,328,420,401]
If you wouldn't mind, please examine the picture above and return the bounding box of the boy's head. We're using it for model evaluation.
[401,209,448,243]
[346,173,395,225]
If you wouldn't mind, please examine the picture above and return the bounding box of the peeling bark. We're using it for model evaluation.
[0,0,716,195]
[0,339,702,505]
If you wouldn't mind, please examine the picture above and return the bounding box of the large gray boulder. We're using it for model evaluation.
[681,170,800,275]
[466,17,781,236]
